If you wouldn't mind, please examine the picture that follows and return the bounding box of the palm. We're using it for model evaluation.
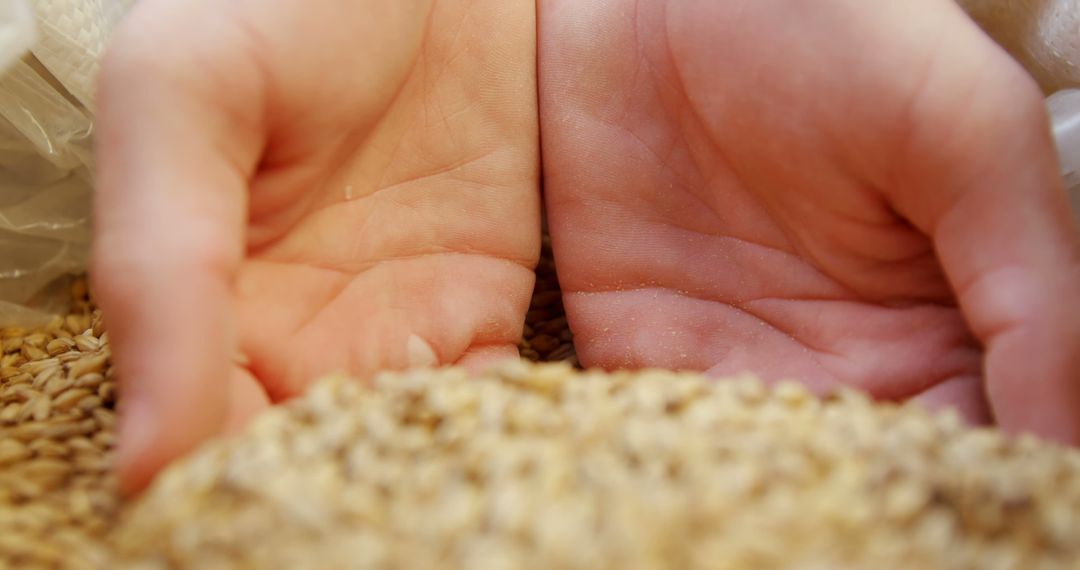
[220,0,540,412]
[539,0,1046,423]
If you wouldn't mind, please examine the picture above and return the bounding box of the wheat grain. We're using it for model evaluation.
[0,298,118,570]
[520,234,578,366]
[108,362,1080,570]
[4,257,1080,570]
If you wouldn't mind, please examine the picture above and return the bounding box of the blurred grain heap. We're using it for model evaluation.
[2,261,1080,569]
[0,282,118,570]
[110,363,1080,570]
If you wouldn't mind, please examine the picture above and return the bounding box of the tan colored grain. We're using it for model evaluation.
[109,363,1080,570]
[29,438,71,459]
[3,263,1079,570]
[520,234,578,366]
[46,337,76,356]
[0,439,31,465]
[67,353,108,379]
[0,402,21,423]
[65,314,90,337]
[32,365,61,389]
[97,381,115,403]
[20,343,48,361]
[52,388,93,411]
[77,395,103,413]
[2,337,22,353]
[0,301,118,570]
[20,357,59,376]
[74,334,100,353]
[73,372,104,389]
[23,333,48,349]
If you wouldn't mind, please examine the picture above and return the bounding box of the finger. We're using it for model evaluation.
[885,8,1080,444]
[91,1,266,492]
[457,345,522,375]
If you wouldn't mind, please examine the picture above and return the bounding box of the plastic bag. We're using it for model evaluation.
[0,1,35,73]
[0,0,133,326]
[1047,90,1080,228]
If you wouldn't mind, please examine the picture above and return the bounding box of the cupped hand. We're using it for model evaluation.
[539,0,1080,441]
[93,0,539,492]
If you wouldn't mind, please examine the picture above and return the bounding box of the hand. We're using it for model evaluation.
[539,0,1080,442]
[93,0,539,492]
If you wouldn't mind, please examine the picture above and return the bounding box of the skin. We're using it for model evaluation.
[92,0,540,492]
[539,0,1080,432]
[94,0,1080,492]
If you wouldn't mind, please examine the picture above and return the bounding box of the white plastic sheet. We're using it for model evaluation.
[0,0,132,326]
[1047,89,1080,229]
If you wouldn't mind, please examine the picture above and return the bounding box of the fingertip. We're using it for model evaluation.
[988,322,1080,447]
[457,344,522,375]
[115,395,166,496]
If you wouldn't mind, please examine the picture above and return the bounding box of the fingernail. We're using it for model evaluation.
[407,334,439,368]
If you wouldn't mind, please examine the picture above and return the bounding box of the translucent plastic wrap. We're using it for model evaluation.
[0,0,131,326]
[0,1,35,73]
[1047,89,1080,228]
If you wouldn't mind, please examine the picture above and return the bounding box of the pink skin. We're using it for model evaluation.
[92,0,539,493]
[95,0,1080,492]
[539,0,1080,432]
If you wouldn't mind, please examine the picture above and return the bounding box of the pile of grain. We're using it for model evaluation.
[0,281,119,570]
[519,235,577,365]
[4,260,1080,570]
[0,244,576,569]
[111,362,1080,569]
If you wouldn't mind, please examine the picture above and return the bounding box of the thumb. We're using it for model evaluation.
[92,1,266,492]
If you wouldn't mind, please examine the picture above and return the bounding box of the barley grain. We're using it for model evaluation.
[109,364,1080,570]
[4,266,1080,570]
[73,373,104,389]
[53,388,93,412]
[0,402,21,423]
[46,337,76,356]
[42,375,74,397]
[74,335,100,353]
[0,439,31,465]
[57,350,86,364]
[0,303,119,570]
[5,372,31,387]
[23,333,48,349]
[92,431,115,448]
[20,344,48,361]
[32,366,61,390]
[91,408,115,430]
[20,358,59,376]
[2,337,22,353]
[31,394,52,421]
[67,354,108,379]
[97,382,116,403]
[64,314,89,337]
[28,438,70,459]
[77,395,103,413]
